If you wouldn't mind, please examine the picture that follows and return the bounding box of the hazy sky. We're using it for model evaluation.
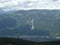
[0,0,60,11]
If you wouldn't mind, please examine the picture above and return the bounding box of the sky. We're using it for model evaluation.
[0,0,60,11]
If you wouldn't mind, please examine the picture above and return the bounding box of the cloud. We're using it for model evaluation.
[0,0,60,11]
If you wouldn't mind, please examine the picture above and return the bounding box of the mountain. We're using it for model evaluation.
[0,9,5,15]
[0,9,60,42]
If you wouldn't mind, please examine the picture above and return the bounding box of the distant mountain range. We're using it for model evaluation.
[0,9,60,42]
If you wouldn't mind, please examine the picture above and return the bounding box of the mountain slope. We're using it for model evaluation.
[0,9,60,37]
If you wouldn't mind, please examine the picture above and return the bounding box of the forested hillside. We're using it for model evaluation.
[0,9,60,37]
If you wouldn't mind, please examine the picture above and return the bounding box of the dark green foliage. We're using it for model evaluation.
[0,37,35,45]
[0,37,60,45]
